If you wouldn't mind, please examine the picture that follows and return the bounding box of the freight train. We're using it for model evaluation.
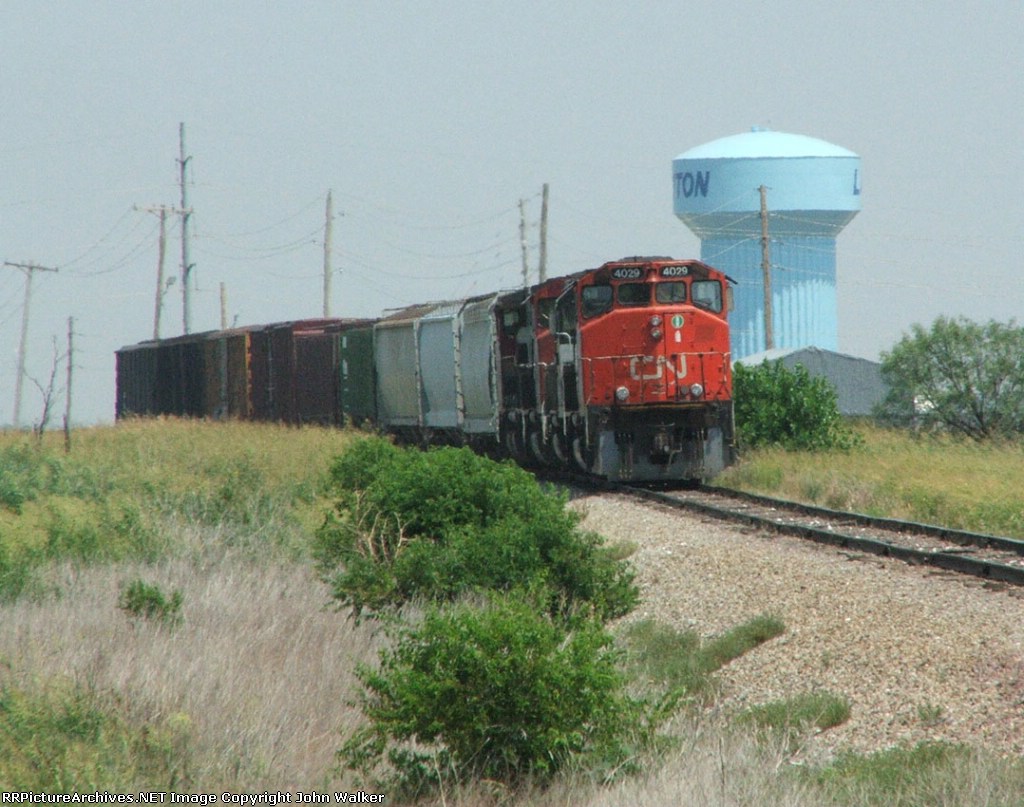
[117,256,735,482]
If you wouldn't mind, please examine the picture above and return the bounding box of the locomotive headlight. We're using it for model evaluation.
[650,328,663,340]
[649,315,662,327]
[689,383,704,398]
[615,386,630,402]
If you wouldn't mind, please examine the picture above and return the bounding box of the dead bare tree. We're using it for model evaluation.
[29,336,66,443]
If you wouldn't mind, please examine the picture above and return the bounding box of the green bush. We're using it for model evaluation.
[733,360,858,452]
[0,443,49,512]
[0,683,190,790]
[0,443,107,512]
[118,579,183,629]
[0,540,38,603]
[173,456,275,527]
[341,593,672,795]
[314,438,638,622]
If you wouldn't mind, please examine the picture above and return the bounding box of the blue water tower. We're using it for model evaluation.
[673,129,861,359]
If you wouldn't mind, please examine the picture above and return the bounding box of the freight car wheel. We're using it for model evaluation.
[551,429,569,467]
[503,422,529,462]
[528,426,557,466]
[571,435,592,473]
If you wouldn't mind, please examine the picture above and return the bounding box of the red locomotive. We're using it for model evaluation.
[117,256,735,484]
[494,256,734,482]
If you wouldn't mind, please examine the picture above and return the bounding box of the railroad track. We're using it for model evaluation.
[614,483,1024,588]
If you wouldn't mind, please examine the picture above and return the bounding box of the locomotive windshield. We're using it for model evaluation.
[581,284,612,317]
[655,282,687,304]
[617,283,650,306]
[692,280,723,312]
[580,275,723,318]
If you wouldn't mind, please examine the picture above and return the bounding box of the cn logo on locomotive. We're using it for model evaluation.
[628,354,687,381]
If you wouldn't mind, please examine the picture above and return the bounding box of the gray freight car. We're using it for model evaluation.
[371,294,501,445]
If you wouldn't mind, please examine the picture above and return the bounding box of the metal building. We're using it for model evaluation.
[737,346,887,417]
[673,129,861,359]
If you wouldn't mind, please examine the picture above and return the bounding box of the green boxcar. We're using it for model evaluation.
[340,326,376,425]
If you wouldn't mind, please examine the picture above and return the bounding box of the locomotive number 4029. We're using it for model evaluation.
[660,265,690,277]
[611,267,643,280]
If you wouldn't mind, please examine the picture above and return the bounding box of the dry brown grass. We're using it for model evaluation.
[0,548,381,789]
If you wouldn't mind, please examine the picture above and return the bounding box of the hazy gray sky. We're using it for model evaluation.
[2,1,1021,426]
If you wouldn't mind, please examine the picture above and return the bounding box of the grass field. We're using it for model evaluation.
[719,424,1024,538]
[2,419,1024,803]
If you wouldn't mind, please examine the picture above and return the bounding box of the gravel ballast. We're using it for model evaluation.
[571,492,1024,757]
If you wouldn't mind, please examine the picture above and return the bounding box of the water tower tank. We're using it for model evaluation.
[673,129,861,359]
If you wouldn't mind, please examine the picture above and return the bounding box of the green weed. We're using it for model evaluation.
[0,683,192,790]
[809,742,971,806]
[620,614,785,699]
[739,691,851,734]
[118,579,184,629]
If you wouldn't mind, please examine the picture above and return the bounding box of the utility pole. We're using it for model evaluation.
[154,208,167,339]
[323,190,333,317]
[518,198,529,288]
[178,122,195,334]
[220,282,228,329]
[63,316,73,453]
[538,183,549,284]
[759,185,774,350]
[135,205,173,339]
[4,261,58,428]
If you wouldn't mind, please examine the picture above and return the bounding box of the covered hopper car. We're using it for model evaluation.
[116,256,735,483]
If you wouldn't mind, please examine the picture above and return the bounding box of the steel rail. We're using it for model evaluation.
[615,483,1024,588]
[706,485,1024,555]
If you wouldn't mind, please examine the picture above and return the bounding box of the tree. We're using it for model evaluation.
[29,336,66,443]
[876,317,1024,440]
[733,360,856,451]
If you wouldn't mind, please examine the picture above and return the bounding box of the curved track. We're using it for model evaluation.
[613,483,1024,587]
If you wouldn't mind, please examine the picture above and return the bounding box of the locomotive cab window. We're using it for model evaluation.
[655,282,687,304]
[501,309,522,337]
[692,280,723,313]
[581,284,613,318]
[617,283,650,307]
[536,298,555,330]
[554,291,579,334]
